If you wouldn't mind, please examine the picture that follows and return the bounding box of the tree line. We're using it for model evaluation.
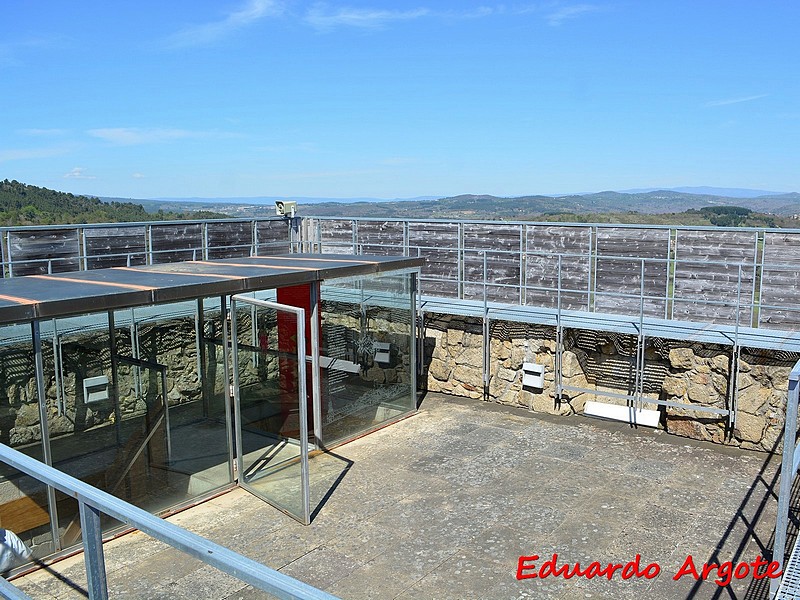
[0,180,228,226]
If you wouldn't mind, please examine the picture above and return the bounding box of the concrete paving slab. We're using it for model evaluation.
[11,392,782,599]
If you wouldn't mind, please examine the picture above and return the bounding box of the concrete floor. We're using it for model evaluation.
[13,393,782,600]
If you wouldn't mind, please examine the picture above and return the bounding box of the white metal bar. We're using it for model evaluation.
[79,500,108,600]
[0,443,338,600]
[32,320,62,552]
[772,361,800,597]
[310,283,322,448]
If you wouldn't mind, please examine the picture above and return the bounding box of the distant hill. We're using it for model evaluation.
[302,190,800,220]
[0,180,229,226]
[620,186,786,198]
[142,195,440,206]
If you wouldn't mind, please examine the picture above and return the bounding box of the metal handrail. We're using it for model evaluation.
[0,444,338,600]
[307,214,800,235]
[772,359,800,598]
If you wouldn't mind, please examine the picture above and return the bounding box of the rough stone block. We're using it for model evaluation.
[457,346,483,369]
[428,360,452,382]
[669,348,695,369]
[711,354,729,374]
[734,412,766,443]
[662,375,687,397]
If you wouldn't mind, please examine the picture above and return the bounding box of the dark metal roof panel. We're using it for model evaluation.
[0,254,423,324]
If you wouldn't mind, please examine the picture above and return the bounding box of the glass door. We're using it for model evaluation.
[230,294,312,524]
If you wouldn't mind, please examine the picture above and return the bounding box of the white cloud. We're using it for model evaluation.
[164,0,283,48]
[87,127,236,145]
[132,172,146,179]
[303,4,602,31]
[63,167,96,180]
[704,94,769,108]
[305,4,430,30]
[17,128,70,137]
[546,4,600,26]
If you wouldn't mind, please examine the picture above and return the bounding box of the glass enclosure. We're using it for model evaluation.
[319,271,416,446]
[0,266,418,549]
[0,298,234,556]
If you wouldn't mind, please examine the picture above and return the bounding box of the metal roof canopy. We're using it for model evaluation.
[0,254,423,324]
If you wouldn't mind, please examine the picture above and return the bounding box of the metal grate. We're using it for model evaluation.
[777,537,800,599]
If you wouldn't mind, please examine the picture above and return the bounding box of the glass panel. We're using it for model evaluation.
[233,298,309,523]
[319,271,416,446]
[0,322,54,560]
[42,311,129,543]
[30,300,233,550]
[132,301,231,506]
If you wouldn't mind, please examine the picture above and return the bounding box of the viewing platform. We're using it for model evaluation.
[13,393,781,599]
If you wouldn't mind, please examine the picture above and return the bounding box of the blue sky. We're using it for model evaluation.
[1,1,798,199]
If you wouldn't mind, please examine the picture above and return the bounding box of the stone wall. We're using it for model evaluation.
[423,313,797,453]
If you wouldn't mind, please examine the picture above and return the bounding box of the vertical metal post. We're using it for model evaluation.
[32,320,62,552]
[108,312,122,446]
[193,301,203,380]
[80,227,88,271]
[665,229,673,319]
[250,303,258,368]
[294,307,311,525]
[221,296,235,483]
[588,226,597,312]
[202,223,209,261]
[458,222,465,300]
[403,221,410,257]
[52,320,63,416]
[0,230,6,278]
[6,233,13,278]
[771,361,800,598]
[556,254,563,401]
[251,220,258,257]
[309,283,322,448]
[146,224,153,265]
[351,220,358,254]
[729,265,743,431]
[519,223,525,305]
[78,500,108,600]
[411,272,420,397]
[753,231,765,328]
[161,368,172,463]
[197,298,208,418]
[669,229,679,320]
[130,308,141,409]
[635,258,646,412]
[482,252,490,400]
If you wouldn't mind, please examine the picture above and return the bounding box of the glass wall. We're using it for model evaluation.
[0,321,55,558]
[318,271,416,446]
[0,298,235,554]
[232,299,310,520]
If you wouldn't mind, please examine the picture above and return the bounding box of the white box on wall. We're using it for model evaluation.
[522,362,544,389]
[83,375,109,404]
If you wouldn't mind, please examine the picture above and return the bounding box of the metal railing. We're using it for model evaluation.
[772,359,800,598]
[7,215,800,332]
[304,216,800,333]
[0,443,338,600]
[0,217,298,278]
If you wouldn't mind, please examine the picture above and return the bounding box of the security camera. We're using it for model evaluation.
[275,200,297,217]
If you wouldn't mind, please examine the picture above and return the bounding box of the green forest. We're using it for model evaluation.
[0,180,228,226]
